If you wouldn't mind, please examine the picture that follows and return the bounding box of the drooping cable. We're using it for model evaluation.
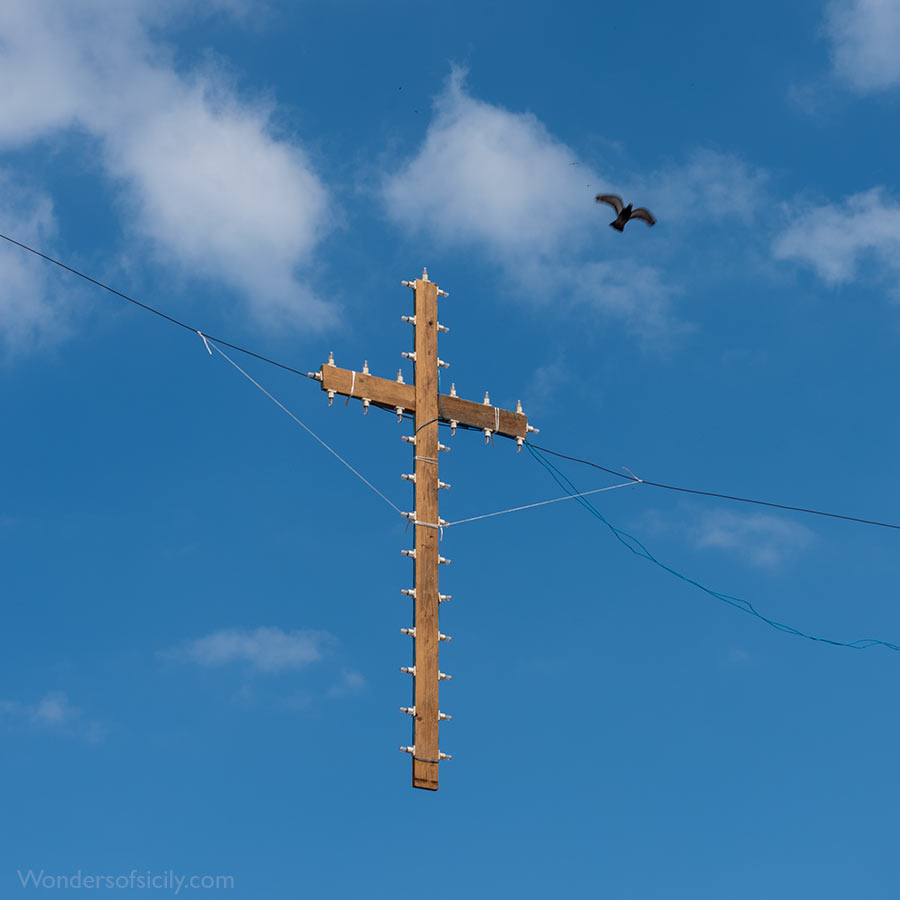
[526,444,900,652]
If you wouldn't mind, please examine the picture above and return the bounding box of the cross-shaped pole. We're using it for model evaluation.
[311,269,533,790]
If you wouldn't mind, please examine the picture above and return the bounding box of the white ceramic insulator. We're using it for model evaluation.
[438,671,452,681]
[516,437,524,452]
[516,399,523,414]
[450,420,458,435]
[439,752,452,760]
[399,745,415,754]
[438,556,451,565]
[396,407,404,422]
[308,371,323,381]
[401,549,416,559]
[438,481,451,490]
[401,315,416,325]
[483,391,491,405]
[400,588,416,598]
[437,323,449,333]
[400,627,416,637]
[401,473,416,483]
[438,443,450,452]
[400,707,416,716]
[437,288,449,297]
[402,511,415,521]
[437,359,449,368]
[327,390,335,406]
[396,370,404,383]
[327,351,335,366]
[439,712,452,721]
[484,428,492,443]
[363,398,370,414]
[439,632,451,642]
[400,666,416,676]
[439,594,452,603]
[401,280,415,288]
[402,351,416,361]
[527,424,540,433]
[449,383,457,397]
[402,435,416,445]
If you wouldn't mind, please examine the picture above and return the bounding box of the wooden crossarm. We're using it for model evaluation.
[320,365,528,438]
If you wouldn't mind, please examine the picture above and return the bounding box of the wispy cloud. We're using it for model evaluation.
[165,626,336,673]
[773,187,900,289]
[0,0,334,338]
[692,509,814,568]
[0,173,68,355]
[382,69,766,343]
[825,0,900,94]
[0,691,106,743]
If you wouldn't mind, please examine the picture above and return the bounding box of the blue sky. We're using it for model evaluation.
[2,1,900,897]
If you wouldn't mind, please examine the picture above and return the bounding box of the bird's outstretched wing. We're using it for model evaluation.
[595,194,624,214]
[630,207,656,226]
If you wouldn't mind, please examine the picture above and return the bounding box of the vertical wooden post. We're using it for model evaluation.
[412,270,441,791]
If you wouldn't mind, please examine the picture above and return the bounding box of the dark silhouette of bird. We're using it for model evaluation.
[595,194,656,231]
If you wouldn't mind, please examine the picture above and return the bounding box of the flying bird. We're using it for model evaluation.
[595,194,656,231]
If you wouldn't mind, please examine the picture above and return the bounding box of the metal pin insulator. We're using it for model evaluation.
[401,511,415,521]
[327,351,335,366]
[401,280,415,289]
[450,420,458,436]
[401,315,416,325]
[439,518,448,527]
[483,391,491,405]
[437,359,450,369]
[400,707,416,716]
[400,588,416,598]
[362,360,370,375]
[439,751,452,760]
[363,398,370,414]
[437,323,449,333]
[438,556,451,565]
[399,745,415,754]
[438,443,450,452]
[400,666,416,676]
[402,473,416,483]
[439,712,452,721]
[526,424,540,433]
[484,428,492,443]
[396,370,404,384]
[437,288,449,298]
[401,549,416,559]
[327,390,335,406]
[439,594,452,603]
[307,371,323,381]
[516,399,523,414]
[402,435,416,445]
[400,627,416,637]
[396,407,404,422]
[516,437,524,452]
[449,383,457,397]
[439,632,451,642]
[438,481,451,490]
[438,672,452,681]
[402,351,416,362]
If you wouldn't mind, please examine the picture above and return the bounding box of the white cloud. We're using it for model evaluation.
[168,626,336,673]
[0,691,106,743]
[693,509,814,568]
[773,187,900,287]
[0,1,334,333]
[0,174,68,355]
[382,70,764,341]
[825,0,900,93]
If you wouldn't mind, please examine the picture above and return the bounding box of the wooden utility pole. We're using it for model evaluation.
[313,269,531,790]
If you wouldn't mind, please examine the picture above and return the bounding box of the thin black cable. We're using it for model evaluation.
[7,229,900,535]
[0,231,315,380]
[528,441,900,532]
